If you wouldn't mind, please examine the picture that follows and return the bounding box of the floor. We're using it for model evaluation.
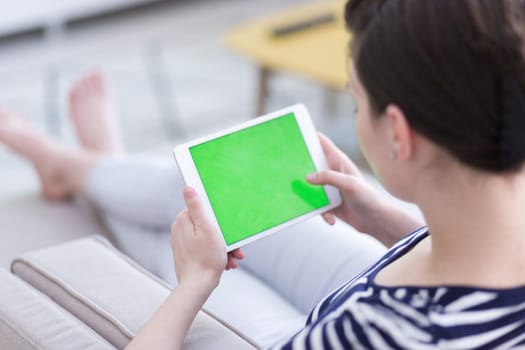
[0,0,360,199]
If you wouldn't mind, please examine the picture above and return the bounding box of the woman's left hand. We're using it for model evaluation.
[172,187,244,292]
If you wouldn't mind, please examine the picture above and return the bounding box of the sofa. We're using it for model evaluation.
[0,174,422,349]
[1,235,258,349]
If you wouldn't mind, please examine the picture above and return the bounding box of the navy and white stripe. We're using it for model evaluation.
[271,227,525,349]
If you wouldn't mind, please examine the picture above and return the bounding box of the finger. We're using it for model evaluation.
[174,210,193,236]
[231,248,244,260]
[318,133,360,175]
[183,187,212,230]
[228,255,239,269]
[224,258,230,270]
[307,170,354,192]
[318,133,353,171]
[175,209,189,223]
[322,212,336,225]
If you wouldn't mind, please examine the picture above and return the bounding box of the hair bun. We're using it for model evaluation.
[498,76,525,170]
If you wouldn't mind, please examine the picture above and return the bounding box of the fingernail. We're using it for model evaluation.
[307,174,316,182]
[184,187,196,198]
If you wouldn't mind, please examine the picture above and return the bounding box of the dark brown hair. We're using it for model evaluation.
[345,0,525,172]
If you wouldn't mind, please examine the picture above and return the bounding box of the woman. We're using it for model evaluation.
[0,56,396,348]
[2,0,524,347]
[126,0,525,348]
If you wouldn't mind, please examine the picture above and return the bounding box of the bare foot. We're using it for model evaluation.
[69,72,123,154]
[0,110,98,201]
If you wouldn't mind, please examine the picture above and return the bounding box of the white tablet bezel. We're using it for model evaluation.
[173,104,342,252]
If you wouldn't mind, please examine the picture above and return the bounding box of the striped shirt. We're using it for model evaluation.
[272,227,525,349]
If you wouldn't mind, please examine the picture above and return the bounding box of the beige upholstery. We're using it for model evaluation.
[11,236,259,350]
[0,268,115,350]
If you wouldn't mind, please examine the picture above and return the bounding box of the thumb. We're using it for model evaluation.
[318,133,360,175]
[183,187,212,229]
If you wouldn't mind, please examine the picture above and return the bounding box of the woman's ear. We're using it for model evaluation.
[385,105,414,161]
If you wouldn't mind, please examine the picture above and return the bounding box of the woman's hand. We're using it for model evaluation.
[307,133,423,246]
[172,187,244,292]
[127,189,244,350]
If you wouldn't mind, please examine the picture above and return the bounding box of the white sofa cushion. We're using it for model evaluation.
[11,236,258,350]
[0,268,115,350]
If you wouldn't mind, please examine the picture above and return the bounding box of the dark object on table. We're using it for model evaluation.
[271,13,336,37]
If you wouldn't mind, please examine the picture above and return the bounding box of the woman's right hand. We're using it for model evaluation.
[307,133,423,246]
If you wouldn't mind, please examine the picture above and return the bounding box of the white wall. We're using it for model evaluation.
[0,0,159,35]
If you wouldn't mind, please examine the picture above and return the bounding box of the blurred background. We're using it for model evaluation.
[0,0,360,198]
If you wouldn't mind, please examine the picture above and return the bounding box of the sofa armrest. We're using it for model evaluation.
[11,236,258,350]
[0,268,116,350]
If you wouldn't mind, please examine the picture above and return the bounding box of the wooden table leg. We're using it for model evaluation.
[256,66,271,116]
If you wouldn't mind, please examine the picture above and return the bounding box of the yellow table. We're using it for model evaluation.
[224,1,350,115]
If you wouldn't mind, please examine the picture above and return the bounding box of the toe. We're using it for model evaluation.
[91,74,104,92]
[90,72,106,95]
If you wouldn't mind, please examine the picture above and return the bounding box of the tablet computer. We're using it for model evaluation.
[173,104,342,251]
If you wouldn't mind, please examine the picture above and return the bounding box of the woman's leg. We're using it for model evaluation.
[102,214,177,281]
[67,72,185,229]
[0,72,183,271]
[86,156,186,277]
[87,155,185,230]
[240,215,387,314]
[0,110,98,201]
[0,72,125,204]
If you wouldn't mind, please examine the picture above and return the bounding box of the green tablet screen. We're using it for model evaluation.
[190,113,329,245]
